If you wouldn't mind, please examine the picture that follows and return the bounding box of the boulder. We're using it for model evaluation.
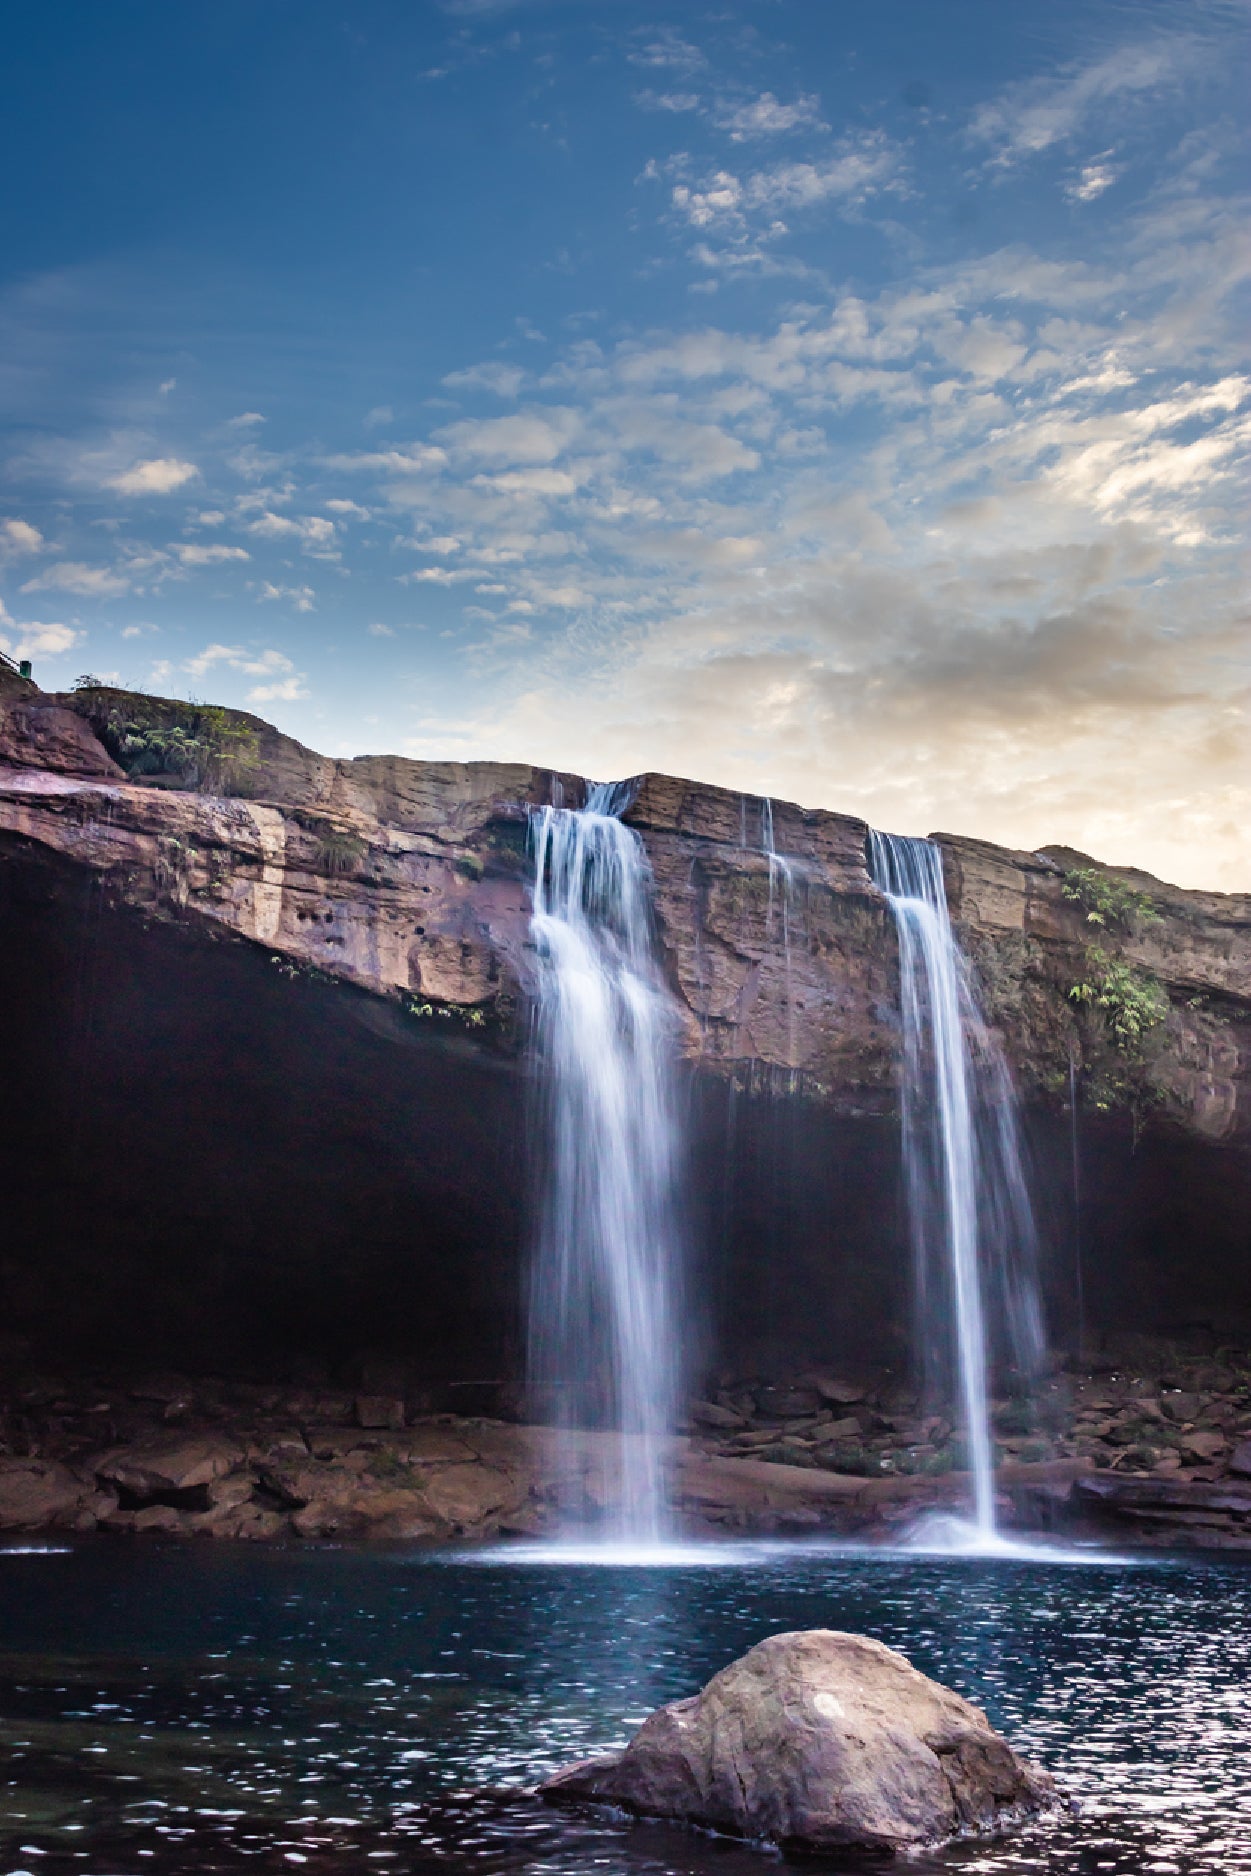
[808,1376,867,1406]
[1178,1430,1227,1464]
[0,1459,105,1530]
[541,1629,1057,1857]
[690,1400,747,1430]
[421,1461,525,1532]
[1227,1439,1251,1479]
[92,1435,244,1499]
[813,1416,863,1442]
[0,697,123,778]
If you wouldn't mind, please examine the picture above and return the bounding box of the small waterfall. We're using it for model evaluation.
[1069,1050,1085,1359]
[760,796,800,1069]
[526,783,683,1543]
[868,832,1045,1540]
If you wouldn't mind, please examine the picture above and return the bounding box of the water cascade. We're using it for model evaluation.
[760,797,801,1073]
[867,832,1045,1540]
[527,784,685,1543]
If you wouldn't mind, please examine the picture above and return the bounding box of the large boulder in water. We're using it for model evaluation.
[541,1629,1058,1857]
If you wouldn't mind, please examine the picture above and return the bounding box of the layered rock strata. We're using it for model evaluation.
[0,671,1247,1143]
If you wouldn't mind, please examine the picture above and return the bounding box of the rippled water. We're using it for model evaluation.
[2,1540,1249,1873]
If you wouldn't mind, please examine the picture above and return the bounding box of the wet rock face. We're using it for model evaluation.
[542,1629,1058,1856]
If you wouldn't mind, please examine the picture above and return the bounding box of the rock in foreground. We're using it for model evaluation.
[541,1629,1058,1857]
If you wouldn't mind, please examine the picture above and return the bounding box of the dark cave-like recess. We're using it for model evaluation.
[2,835,1250,1391]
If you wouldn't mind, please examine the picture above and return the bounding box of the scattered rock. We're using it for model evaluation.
[1227,1440,1251,1479]
[356,1395,406,1430]
[812,1416,863,1442]
[542,1629,1057,1856]
[422,1461,525,1532]
[92,1436,244,1499]
[0,1459,106,1531]
[1179,1430,1227,1463]
[807,1376,867,1406]
[689,1400,746,1430]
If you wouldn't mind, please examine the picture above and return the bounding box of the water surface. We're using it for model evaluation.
[2,1540,1248,1873]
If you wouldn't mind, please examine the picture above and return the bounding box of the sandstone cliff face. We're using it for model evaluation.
[1,673,1248,1145]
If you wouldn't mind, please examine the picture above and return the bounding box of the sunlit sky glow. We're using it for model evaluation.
[1,0,1247,887]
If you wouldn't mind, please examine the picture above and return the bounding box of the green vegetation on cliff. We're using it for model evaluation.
[68,681,260,795]
[1062,866,1160,934]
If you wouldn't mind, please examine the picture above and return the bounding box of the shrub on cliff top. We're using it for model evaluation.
[1062,866,1160,933]
[69,684,260,795]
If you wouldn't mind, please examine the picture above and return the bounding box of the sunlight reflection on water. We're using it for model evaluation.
[0,1540,1247,1873]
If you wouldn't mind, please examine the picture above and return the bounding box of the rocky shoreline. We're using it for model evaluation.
[3,1344,1250,1551]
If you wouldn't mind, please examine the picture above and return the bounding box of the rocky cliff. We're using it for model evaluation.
[2,669,1248,1145]
[1,669,1249,1389]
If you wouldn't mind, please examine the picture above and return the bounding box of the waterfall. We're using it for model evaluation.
[867,832,1045,1540]
[526,783,684,1543]
[760,796,800,1070]
[1069,1049,1085,1359]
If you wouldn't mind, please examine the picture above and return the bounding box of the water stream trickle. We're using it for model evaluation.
[867,831,1045,1542]
[760,796,801,1071]
[526,784,684,1543]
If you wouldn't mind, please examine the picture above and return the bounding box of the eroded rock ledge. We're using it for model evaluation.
[1,669,1248,1144]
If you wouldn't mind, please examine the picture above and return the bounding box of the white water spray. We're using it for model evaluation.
[868,832,1044,1542]
[527,784,684,1543]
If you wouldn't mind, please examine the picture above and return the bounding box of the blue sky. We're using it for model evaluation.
[1,0,1247,887]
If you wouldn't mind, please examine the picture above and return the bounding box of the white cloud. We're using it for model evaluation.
[323,498,371,517]
[325,442,448,474]
[664,131,907,261]
[0,517,44,561]
[247,675,309,704]
[363,405,394,429]
[176,641,309,705]
[239,648,296,677]
[244,512,338,556]
[399,566,473,586]
[0,619,79,659]
[716,92,825,141]
[367,621,395,636]
[225,411,265,428]
[228,444,286,482]
[170,543,252,565]
[1065,156,1121,203]
[443,361,527,398]
[184,642,245,678]
[633,89,702,115]
[628,27,705,75]
[968,38,1194,168]
[473,467,580,497]
[106,457,199,496]
[435,408,581,466]
[253,581,316,611]
[185,643,300,681]
[20,560,133,597]
[158,378,176,396]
